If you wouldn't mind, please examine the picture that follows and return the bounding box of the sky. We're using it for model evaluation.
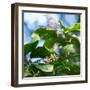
[24,12,80,44]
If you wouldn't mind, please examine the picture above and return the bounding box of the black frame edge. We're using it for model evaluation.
[14,2,88,10]
[11,4,15,87]
[11,3,19,87]
[85,7,88,83]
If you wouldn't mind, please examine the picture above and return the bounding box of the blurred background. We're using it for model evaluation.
[24,12,80,44]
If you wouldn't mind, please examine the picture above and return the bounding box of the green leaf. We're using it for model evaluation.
[69,23,80,31]
[44,38,56,48]
[24,65,32,77]
[24,41,38,56]
[30,46,53,58]
[59,20,66,29]
[65,23,80,32]
[35,28,67,46]
[64,44,76,54]
[66,54,80,59]
[71,34,80,49]
[31,33,40,43]
[50,59,61,66]
[33,63,54,72]
[35,28,57,39]
[62,61,80,75]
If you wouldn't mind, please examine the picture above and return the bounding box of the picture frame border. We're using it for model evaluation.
[11,3,88,87]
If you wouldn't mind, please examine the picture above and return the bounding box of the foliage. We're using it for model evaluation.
[24,20,80,77]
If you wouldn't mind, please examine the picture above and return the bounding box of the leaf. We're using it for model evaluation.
[33,63,54,72]
[62,61,80,75]
[66,54,80,59]
[24,65,32,77]
[50,59,61,66]
[71,34,80,49]
[59,21,80,32]
[31,33,40,43]
[65,23,80,32]
[24,41,38,56]
[30,46,53,58]
[44,38,56,48]
[59,20,66,29]
[69,23,80,31]
[64,44,76,54]
[35,28,57,39]
[35,28,67,46]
